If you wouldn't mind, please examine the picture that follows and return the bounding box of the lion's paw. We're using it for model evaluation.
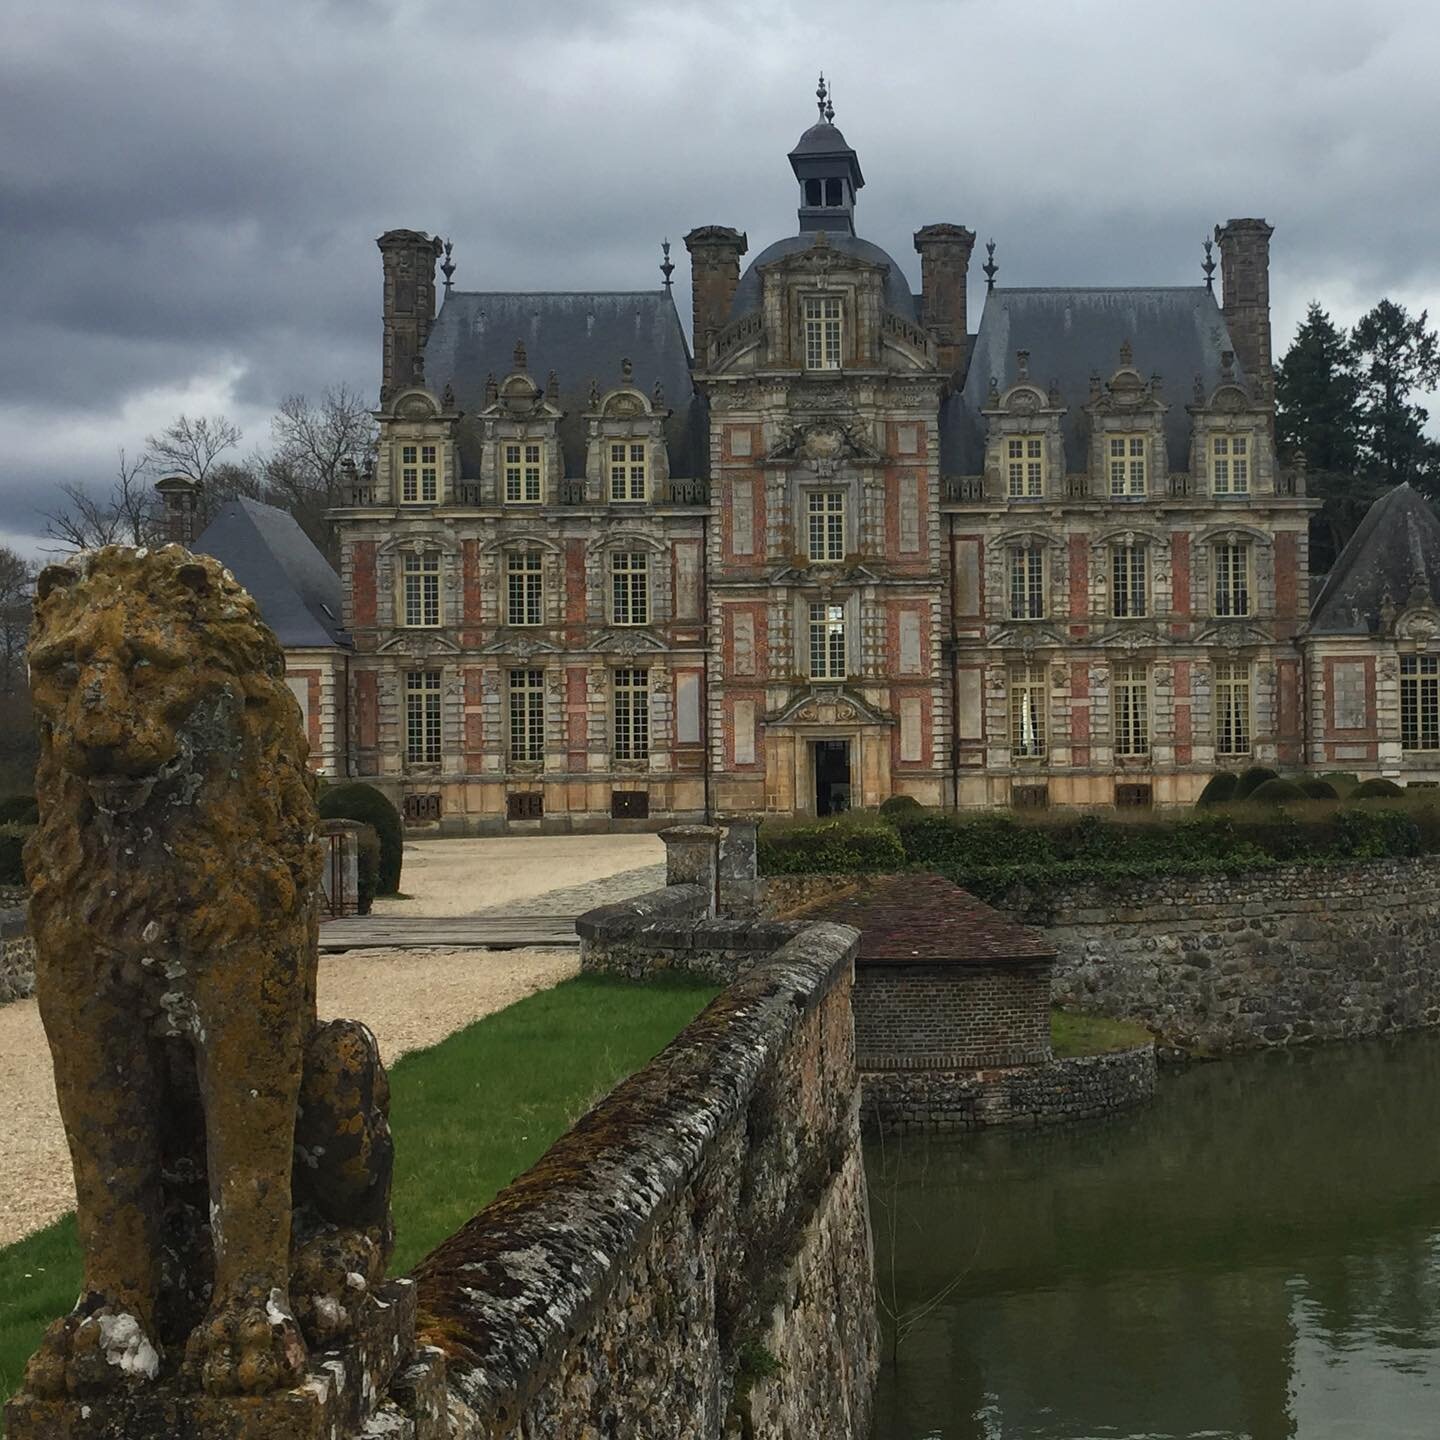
[23,1295,161,1398]
[292,1228,381,1346]
[184,1286,307,1396]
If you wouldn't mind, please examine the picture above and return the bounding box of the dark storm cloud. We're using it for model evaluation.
[3,0,1439,553]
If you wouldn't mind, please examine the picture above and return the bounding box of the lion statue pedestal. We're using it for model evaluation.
[2,547,445,1440]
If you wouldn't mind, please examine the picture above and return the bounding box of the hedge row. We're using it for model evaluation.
[756,802,1440,883]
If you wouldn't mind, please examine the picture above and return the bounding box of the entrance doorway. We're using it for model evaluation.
[814,739,852,815]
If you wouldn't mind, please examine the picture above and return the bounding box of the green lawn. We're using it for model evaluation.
[1051,1007,1153,1058]
[0,972,718,1406]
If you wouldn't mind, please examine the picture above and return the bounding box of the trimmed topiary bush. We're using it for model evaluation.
[0,822,33,887]
[1196,772,1239,808]
[0,794,37,825]
[1297,777,1340,800]
[1234,766,1280,800]
[354,822,381,916]
[1247,777,1306,805]
[878,794,924,821]
[757,813,906,874]
[318,783,403,894]
[1320,772,1360,797]
[1352,777,1404,800]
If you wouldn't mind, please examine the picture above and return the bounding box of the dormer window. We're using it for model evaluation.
[609,442,648,502]
[401,443,438,504]
[1212,435,1251,495]
[504,441,543,503]
[1007,436,1046,498]
[1108,436,1147,497]
[804,296,843,370]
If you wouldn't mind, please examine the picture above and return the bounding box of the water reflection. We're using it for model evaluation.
[866,1033,1440,1439]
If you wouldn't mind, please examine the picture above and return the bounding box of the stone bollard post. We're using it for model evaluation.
[717,813,762,918]
[318,819,363,917]
[659,824,723,915]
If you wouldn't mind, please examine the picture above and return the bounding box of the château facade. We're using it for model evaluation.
[310,87,1437,833]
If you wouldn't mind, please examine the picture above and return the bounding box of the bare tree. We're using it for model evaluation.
[43,448,159,551]
[266,386,377,559]
[145,413,242,485]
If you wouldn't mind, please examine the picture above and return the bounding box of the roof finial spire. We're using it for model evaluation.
[1201,236,1216,293]
[660,237,674,289]
[441,237,456,293]
[816,72,833,122]
[983,238,998,291]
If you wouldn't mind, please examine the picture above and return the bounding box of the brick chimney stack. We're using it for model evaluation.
[377,229,443,403]
[1214,218,1275,401]
[914,223,977,381]
[154,475,200,546]
[682,226,748,363]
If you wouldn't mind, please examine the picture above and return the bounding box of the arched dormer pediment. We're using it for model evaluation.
[1195,381,1257,414]
[1196,522,1273,548]
[594,386,654,420]
[486,371,561,420]
[585,529,667,557]
[380,385,457,423]
[379,530,459,557]
[1393,598,1440,644]
[994,526,1065,551]
[480,533,563,556]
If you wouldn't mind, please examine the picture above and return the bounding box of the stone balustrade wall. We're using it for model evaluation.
[989,856,1440,1054]
[1,907,34,1004]
[416,919,877,1440]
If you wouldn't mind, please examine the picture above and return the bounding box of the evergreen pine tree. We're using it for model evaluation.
[1275,301,1361,472]
[1353,299,1440,489]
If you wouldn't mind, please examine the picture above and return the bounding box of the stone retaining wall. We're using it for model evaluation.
[415,921,878,1439]
[1,907,34,1004]
[991,857,1440,1053]
[862,1044,1158,1134]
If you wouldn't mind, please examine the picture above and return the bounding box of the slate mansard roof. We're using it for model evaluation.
[728,232,918,322]
[1308,483,1440,636]
[940,286,1247,475]
[421,288,705,480]
[193,498,349,650]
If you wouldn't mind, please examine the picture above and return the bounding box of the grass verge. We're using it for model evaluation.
[0,971,718,1406]
[1051,1007,1153,1058]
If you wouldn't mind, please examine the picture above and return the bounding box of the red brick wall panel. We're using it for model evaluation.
[351,541,377,628]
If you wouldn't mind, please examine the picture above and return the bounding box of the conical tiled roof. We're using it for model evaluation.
[1308,483,1440,634]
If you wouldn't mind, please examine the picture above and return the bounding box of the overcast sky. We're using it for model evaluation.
[4,0,1439,557]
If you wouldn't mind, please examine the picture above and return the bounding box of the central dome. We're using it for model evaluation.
[727,232,917,322]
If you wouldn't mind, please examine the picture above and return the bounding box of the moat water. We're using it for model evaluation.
[866,1033,1440,1439]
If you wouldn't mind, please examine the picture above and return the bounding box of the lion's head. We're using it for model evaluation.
[29,545,303,817]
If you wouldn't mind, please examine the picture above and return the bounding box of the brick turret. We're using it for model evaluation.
[1215,218,1275,401]
[914,223,976,382]
[683,226,748,360]
[377,229,443,403]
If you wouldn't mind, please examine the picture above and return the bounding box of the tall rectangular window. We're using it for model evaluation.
[405,670,441,763]
[1111,542,1148,618]
[613,667,650,761]
[609,442,648,502]
[612,551,649,626]
[808,601,846,679]
[1007,436,1045,498]
[1114,664,1150,756]
[504,441,543,503]
[1010,665,1047,758]
[807,491,846,561]
[803,296,843,370]
[1212,434,1251,495]
[506,551,543,626]
[1108,436,1147,497]
[402,551,441,627]
[1213,541,1251,616]
[401,443,438,504]
[1402,655,1440,751]
[508,668,545,762]
[1214,660,1252,756]
[1008,545,1045,619]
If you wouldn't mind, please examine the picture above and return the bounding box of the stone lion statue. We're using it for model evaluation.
[20,546,393,1401]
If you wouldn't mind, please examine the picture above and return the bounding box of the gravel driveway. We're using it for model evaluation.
[1,835,668,1248]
